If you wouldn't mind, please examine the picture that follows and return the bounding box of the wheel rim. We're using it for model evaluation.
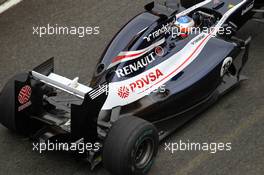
[134,138,155,169]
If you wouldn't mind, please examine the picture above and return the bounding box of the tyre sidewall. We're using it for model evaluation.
[122,125,158,175]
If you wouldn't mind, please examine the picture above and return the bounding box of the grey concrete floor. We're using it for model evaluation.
[0,1,263,175]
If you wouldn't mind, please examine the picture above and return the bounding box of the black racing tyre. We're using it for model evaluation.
[0,73,30,133]
[0,73,42,135]
[103,116,159,175]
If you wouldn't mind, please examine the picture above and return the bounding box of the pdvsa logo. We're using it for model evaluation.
[129,69,163,92]
[18,85,32,112]
[18,85,32,104]
[117,86,130,99]
[117,69,164,99]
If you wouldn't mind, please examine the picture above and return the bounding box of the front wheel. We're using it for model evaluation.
[103,116,159,175]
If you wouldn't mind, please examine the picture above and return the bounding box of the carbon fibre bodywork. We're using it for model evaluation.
[89,0,253,138]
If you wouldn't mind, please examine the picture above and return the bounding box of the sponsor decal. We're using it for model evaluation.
[115,52,156,78]
[18,85,32,111]
[18,101,32,112]
[143,20,175,42]
[129,69,163,92]
[116,69,164,99]
[241,0,254,16]
[155,46,165,57]
[18,85,32,104]
[117,86,130,99]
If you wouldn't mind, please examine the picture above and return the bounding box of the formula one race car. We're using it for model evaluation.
[0,0,263,175]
